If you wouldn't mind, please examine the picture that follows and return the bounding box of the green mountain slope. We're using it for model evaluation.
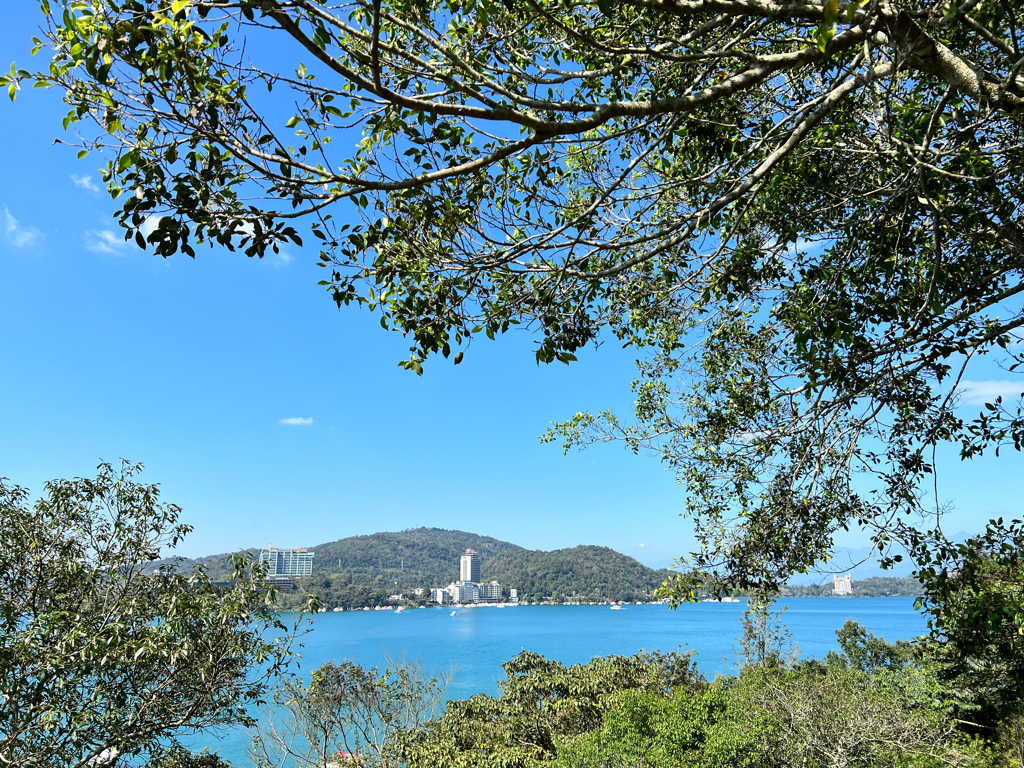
[312,527,522,585]
[484,545,671,601]
[152,528,521,584]
[148,548,260,579]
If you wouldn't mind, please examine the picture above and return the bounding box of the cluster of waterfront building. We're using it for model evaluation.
[256,544,854,602]
[429,549,519,605]
[258,544,519,605]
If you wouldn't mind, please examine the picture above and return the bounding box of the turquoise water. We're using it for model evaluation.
[193,598,927,763]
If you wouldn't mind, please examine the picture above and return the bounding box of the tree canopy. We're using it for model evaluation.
[0,462,307,768]
[9,0,1024,596]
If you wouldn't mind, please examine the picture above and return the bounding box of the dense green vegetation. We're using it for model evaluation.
[277,547,672,610]
[312,528,521,583]
[485,545,671,603]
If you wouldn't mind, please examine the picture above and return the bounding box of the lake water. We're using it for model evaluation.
[194,598,927,764]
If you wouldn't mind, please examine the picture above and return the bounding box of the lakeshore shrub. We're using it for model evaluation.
[549,684,765,768]
[394,651,670,768]
[250,655,450,768]
[545,664,1007,768]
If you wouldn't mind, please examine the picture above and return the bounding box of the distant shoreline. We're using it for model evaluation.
[274,594,922,614]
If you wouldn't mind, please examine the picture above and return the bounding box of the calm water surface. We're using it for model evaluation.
[196,597,926,763]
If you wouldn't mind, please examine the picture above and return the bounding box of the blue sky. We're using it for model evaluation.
[1,6,1020,571]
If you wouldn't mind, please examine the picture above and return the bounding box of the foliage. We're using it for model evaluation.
[309,528,521,583]
[276,577,411,612]
[0,462,307,768]
[15,0,1024,601]
[393,651,669,768]
[389,640,1005,768]
[735,596,799,669]
[741,665,986,768]
[548,685,765,768]
[827,619,917,673]
[911,522,1024,727]
[144,748,234,768]
[636,648,705,694]
[250,655,450,768]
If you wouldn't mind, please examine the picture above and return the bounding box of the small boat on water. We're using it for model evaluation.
[610,605,622,610]
[450,610,457,616]
[395,606,406,613]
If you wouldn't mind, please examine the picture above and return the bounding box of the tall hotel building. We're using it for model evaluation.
[460,549,481,583]
[261,545,315,577]
[833,574,853,595]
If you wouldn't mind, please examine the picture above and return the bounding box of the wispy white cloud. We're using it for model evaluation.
[637,543,646,548]
[71,174,101,194]
[271,248,294,266]
[958,380,1022,406]
[85,230,129,255]
[3,206,41,248]
[279,417,314,425]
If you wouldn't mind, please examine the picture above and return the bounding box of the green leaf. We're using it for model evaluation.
[823,0,839,24]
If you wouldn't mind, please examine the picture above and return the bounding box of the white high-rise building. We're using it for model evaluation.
[460,549,481,583]
[833,574,853,595]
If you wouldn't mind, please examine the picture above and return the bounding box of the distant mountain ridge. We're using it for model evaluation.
[152,528,670,601]
[313,528,523,585]
[152,527,520,580]
[152,528,928,606]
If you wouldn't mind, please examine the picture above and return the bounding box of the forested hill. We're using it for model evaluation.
[151,529,917,605]
[147,547,261,578]
[485,545,671,601]
[152,529,672,604]
[312,528,521,584]
[150,528,521,582]
[291,542,672,608]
